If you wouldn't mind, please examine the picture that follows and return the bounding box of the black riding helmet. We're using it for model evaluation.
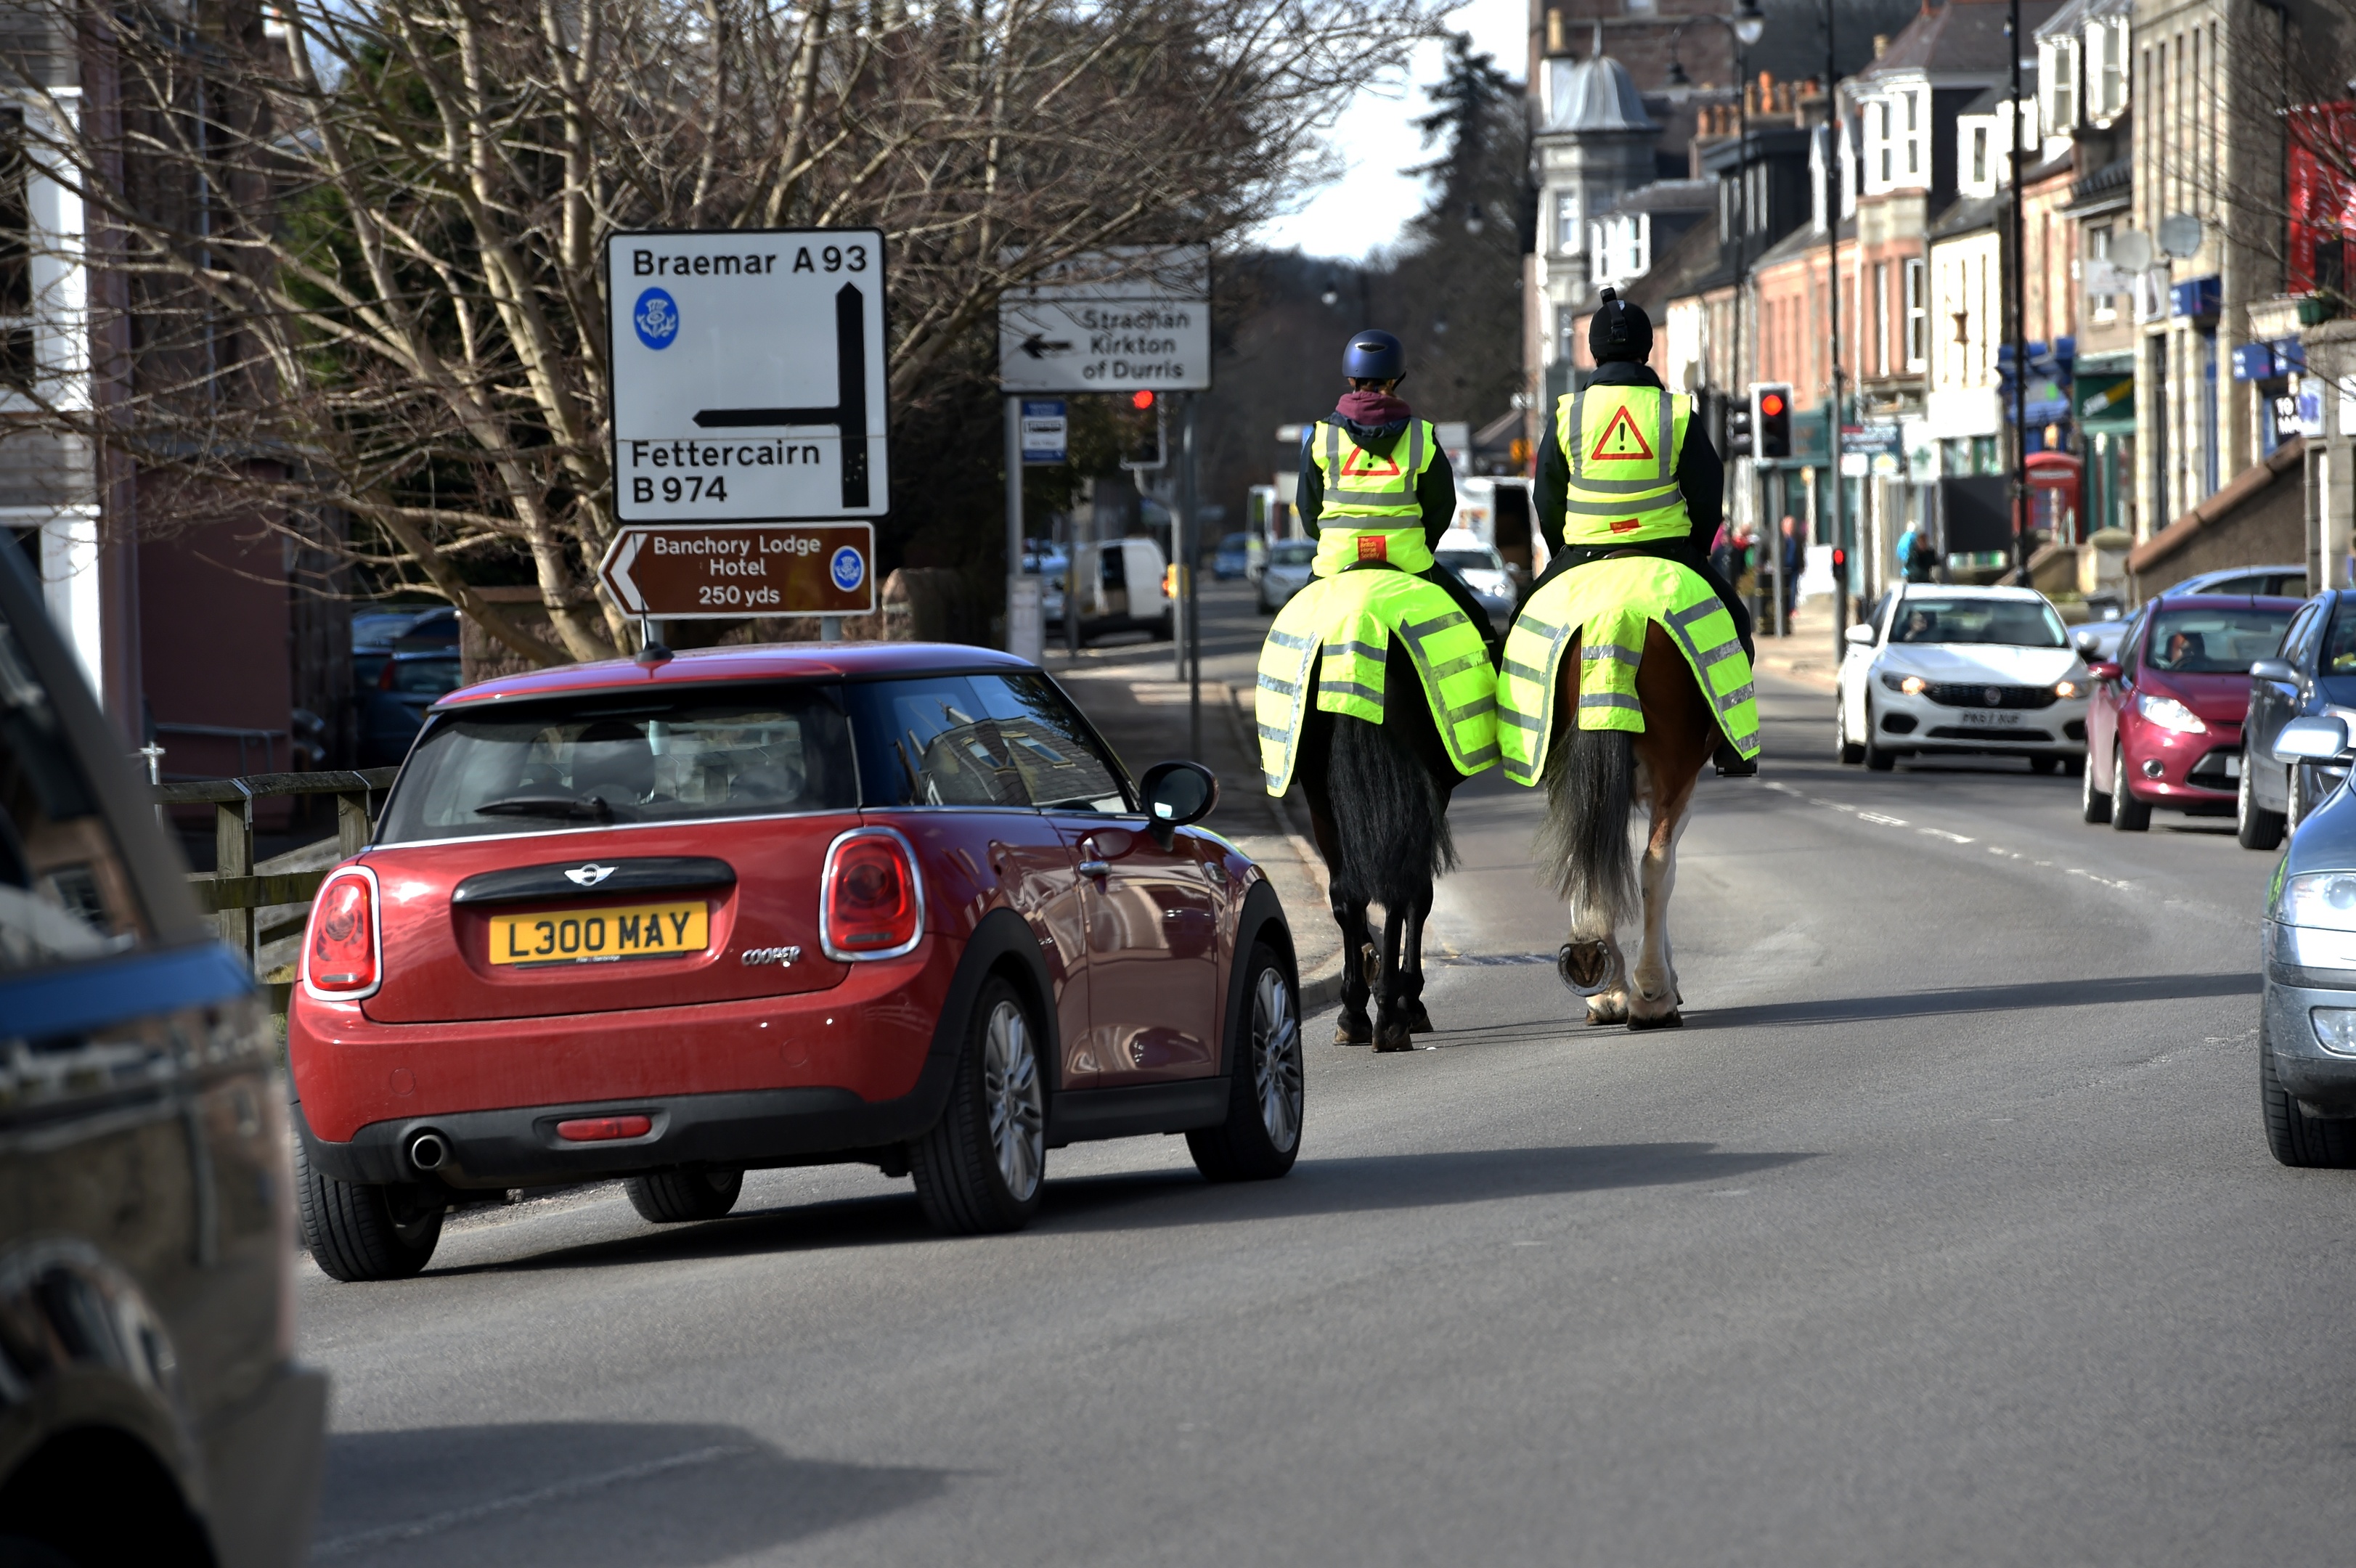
[1588,287,1653,364]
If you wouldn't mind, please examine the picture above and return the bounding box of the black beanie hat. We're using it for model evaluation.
[1589,287,1655,364]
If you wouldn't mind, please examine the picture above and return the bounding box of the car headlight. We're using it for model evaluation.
[2137,693,2207,734]
[2054,679,2079,699]
[1880,670,1927,695]
[2310,1009,2356,1056]
[2280,872,2356,931]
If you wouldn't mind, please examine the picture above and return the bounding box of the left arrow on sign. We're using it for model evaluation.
[598,531,648,616]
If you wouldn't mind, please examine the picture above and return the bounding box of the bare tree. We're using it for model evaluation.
[10,0,1436,661]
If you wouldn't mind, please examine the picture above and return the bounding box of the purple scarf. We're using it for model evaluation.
[1335,391,1412,426]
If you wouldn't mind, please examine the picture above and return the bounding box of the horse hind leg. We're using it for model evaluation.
[1332,892,1375,1045]
[1625,809,1689,1029]
[1398,884,1435,1034]
[1373,899,1416,1051]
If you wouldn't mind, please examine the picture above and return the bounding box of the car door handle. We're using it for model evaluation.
[1077,859,1111,878]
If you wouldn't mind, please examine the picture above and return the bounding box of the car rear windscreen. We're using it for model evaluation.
[1269,541,1316,565]
[2145,607,2298,674]
[1891,598,2066,648]
[377,686,857,844]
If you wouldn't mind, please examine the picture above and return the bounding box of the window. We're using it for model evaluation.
[1878,102,1892,182]
[1905,92,1920,176]
[1890,597,2068,648]
[1904,258,1927,369]
[1556,192,1579,252]
[0,110,32,391]
[2098,22,2124,119]
[1873,261,1891,375]
[2048,41,2075,132]
[969,674,1130,814]
[379,686,860,843]
[2089,224,2116,321]
[1972,126,1987,185]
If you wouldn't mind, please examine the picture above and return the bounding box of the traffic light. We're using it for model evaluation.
[1753,383,1793,460]
[1831,545,1848,581]
[1726,400,1753,460]
[1123,390,1164,469]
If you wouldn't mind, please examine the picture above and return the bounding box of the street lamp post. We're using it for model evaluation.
[2006,0,2031,581]
[1825,0,1847,656]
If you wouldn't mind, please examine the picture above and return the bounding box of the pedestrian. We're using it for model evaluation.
[1529,287,1755,775]
[1779,515,1805,627]
[1291,329,1498,652]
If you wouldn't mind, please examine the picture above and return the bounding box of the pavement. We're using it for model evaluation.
[293,581,2356,1567]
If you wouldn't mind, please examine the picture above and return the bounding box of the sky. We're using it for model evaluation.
[1252,0,1528,262]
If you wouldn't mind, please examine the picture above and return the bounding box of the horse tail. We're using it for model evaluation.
[1326,708,1456,910]
[1535,723,1638,930]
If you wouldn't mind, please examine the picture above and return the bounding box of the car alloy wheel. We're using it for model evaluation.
[1189,943,1306,1183]
[982,998,1046,1202]
[909,977,1048,1234]
[2081,739,2111,824]
[2109,740,2151,830]
[1835,700,1864,765]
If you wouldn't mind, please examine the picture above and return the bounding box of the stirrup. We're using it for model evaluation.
[1713,743,1757,778]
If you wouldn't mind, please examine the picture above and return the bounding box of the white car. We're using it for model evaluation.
[1434,528,1520,625]
[1835,584,2091,773]
[1258,538,1316,613]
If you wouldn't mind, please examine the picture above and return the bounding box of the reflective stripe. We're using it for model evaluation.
[1319,679,1384,703]
[1578,690,1643,711]
[1258,673,1300,697]
[1401,613,1470,639]
[1569,475,1683,495]
[1668,600,1721,629]
[1501,658,1547,683]
[1580,642,1642,663]
[1560,495,1669,517]
[1446,695,1498,722]
[1268,629,1315,650]
[1563,388,1587,478]
[1324,639,1388,665]
[1258,722,1289,742]
[1721,682,1756,708]
[1695,640,1744,667]
[1458,743,1502,767]
[1656,390,1674,472]
[1426,649,1490,682]
[1501,706,1545,730]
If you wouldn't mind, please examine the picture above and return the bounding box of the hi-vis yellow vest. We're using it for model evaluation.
[1495,555,1759,786]
[1256,569,1497,795]
[1554,384,1693,545]
[1308,418,1438,576]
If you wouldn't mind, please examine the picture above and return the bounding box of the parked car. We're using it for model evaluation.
[2082,592,2304,830]
[393,605,460,650]
[0,543,325,1564]
[2257,712,2356,1167]
[1434,529,1520,626]
[1213,534,1250,580]
[2237,589,2356,850]
[357,650,465,767]
[1065,538,1172,644]
[1022,539,1069,626]
[1834,585,2090,772]
[288,643,1303,1279]
[2174,563,2307,599]
[1258,538,1316,613]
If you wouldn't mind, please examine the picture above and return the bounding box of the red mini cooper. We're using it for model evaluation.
[288,643,1303,1280]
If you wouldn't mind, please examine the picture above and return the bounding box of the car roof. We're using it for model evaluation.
[437,641,1037,709]
[2149,593,2307,610]
[1897,584,2045,601]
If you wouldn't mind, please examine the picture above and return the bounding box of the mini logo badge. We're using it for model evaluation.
[565,863,618,887]
[633,288,680,351]
[1356,535,1387,563]
[830,546,865,592]
[741,945,802,968]
[1984,687,2003,706]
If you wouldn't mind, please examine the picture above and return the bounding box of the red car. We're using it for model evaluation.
[288,643,1303,1280]
[2082,593,2304,830]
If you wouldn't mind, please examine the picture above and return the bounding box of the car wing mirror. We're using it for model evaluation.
[2249,658,2297,683]
[1842,623,1875,648]
[2087,660,2121,682]
[2274,715,2352,764]
[1137,760,1218,849]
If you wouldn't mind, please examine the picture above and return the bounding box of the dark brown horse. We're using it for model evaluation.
[1537,619,1719,1029]
[1297,638,1464,1051]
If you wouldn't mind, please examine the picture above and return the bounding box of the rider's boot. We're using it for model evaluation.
[1713,739,1758,777]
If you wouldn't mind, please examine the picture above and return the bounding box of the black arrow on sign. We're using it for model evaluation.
[1021,333,1073,359]
[693,282,870,509]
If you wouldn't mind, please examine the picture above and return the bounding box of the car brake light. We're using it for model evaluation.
[820,828,926,960]
[303,867,383,1000]
[557,1115,652,1142]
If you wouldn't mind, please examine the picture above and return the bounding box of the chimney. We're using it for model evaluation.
[1873,34,1889,58]
[1545,7,1565,56]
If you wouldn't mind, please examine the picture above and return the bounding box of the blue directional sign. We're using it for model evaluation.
[1021,399,1068,465]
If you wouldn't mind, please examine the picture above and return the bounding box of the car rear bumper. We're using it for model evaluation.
[2263,960,2356,1119]
[290,936,955,1149]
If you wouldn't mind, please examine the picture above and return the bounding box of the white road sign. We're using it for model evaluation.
[608,229,889,522]
[998,245,1210,393]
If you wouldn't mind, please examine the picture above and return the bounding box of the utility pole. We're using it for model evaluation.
[1825,0,1847,655]
[2007,0,2031,581]
[1181,394,1202,760]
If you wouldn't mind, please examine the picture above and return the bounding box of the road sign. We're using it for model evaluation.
[608,229,889,523]
[1021,399,1067,465]
[998,245,1210,392]
[598,523,876,619]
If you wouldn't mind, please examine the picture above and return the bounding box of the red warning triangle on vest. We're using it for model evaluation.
[1589,404,1655,462]
[1342,446,1403,478]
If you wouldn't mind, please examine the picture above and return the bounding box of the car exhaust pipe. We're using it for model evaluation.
[408,1131,450,1172]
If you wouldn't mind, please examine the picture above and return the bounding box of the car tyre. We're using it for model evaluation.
[2081,743,2112,823]
[909,977,1046,1235]
[1862,702,1896,772]
[2109,742,2151,831]
[2238,752,2286,851]
[2027,755,2058,775]
[294,1134,443,1282]
[1189,944,1305,1183]
[2261,1024,2356,1168]
[624,1168,743,1223]
[1835,701,1865,765]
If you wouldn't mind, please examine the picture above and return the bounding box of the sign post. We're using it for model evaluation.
[607,229,889,526]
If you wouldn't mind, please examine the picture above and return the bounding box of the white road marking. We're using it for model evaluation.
[1920,828,1974,844]
[311,1445,752,1557]
[1856,812,1909,827]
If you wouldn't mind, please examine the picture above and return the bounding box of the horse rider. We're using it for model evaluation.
[1295,330,1499,656]
[1532,287,1757,776]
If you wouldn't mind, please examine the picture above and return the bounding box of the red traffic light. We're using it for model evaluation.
[1130,390,1155,409]
[1759,391,1785,417]
[1831,547,1848,571]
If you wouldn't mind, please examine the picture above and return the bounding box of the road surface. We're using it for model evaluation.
[298,590,2354,1566]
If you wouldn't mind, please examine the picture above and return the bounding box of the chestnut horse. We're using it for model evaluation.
[1537,619,1719,1028]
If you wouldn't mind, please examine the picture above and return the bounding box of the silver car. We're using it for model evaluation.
[2259,713,2356,1167]
[1258,538,1316,613]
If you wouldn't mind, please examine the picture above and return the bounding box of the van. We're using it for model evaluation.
[1065,538,1172,645]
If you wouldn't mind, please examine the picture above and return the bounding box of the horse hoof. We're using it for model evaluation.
[1372,1024,1416,1053]
[1334,1012,1373,1046]
[1626,1010,1684,1032]
[1557,942,1615,997]
[1403,999,1434,1034]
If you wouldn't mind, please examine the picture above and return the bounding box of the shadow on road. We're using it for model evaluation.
[311,1421,949,1566]
[1679,970,2259,1031]
[1030,1141,1814,1233]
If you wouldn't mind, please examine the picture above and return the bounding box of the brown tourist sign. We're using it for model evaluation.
[596,522,876,620]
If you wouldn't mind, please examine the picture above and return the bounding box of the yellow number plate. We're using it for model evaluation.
[486,901,709,966]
